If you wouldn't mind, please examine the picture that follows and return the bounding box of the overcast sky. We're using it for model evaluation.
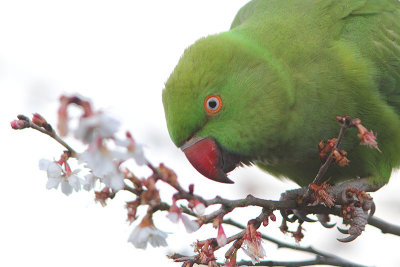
[2,1,400,266]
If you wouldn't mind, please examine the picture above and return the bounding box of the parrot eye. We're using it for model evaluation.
[204,95,222,114]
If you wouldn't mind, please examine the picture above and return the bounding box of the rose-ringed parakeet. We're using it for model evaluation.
[162,0,400,187]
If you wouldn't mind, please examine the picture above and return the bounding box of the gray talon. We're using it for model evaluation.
[317,214,335,228]
[337,226,349,234]
[368,202,376,217]
[293,210,316,222]
[337,235,358,243]
[320,221,336,228]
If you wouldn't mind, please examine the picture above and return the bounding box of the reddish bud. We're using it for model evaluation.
[32,113,46,126]
[10,120,29,129]
[216,223,227,247]
[32,113,53,132]
[318,138,337,160]
[188,184,194,194]
[292,224,304,243]
[280,219,288,233]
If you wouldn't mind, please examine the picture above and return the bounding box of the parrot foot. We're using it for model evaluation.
[336,205,369,242]
[279,178,379,242]
[336,186,375,242]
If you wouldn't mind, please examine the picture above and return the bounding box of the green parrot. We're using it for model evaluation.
[162,0,400,187]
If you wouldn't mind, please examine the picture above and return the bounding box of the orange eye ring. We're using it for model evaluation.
[204,95,223,114]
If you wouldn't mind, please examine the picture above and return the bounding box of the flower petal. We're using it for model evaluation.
[61,180,73,196]
[46,178,61,190]
[39,159,51,171]
[181,215,200,233]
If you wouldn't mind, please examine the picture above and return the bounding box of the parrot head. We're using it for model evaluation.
[162,32,293,183]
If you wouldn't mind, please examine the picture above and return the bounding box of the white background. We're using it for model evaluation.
[2,1,400,266]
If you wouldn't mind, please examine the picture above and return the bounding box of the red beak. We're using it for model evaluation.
[180,137,235,184]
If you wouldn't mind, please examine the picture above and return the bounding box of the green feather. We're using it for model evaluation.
[163,0,400,186]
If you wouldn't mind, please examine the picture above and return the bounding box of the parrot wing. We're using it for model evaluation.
[342,0,400,114]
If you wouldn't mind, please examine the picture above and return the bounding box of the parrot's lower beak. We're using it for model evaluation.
[180,136,241,184]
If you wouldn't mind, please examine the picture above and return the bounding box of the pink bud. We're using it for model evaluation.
[125,131,136,151]
[10,120,28,129]
[32,113,46,126]
[217,223,227,246]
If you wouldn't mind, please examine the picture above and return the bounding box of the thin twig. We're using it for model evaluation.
[310,116,352,186]
[27,118,77,156]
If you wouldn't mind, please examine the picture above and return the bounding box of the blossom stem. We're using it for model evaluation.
[310,116,352,186]
[26,116,77,157]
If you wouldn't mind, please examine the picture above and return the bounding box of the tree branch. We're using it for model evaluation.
[368,216,400,236]
[235,256,369,267]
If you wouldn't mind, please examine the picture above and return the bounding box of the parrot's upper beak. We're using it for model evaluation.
[180,136,241,184]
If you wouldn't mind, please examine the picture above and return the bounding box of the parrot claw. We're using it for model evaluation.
[316,214,336,228]
[369,202,376,217]
[281,209,316,223]
[337,226,349,234]
[336,205,369,242]
[337,234,358,243]
[302,216,317,223]
[332,185,376,242]
[320,221,336,228]
[293,209,317,223]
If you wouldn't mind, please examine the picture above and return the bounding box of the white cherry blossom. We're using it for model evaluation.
[128,225,168,249]
[39,159,83,196]
[74,112,120,144]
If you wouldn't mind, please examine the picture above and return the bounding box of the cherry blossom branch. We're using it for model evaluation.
[148,183,400,238]
[132,162,400,238]
[10,97,397,266]
[12,112,399,236]
[11,114,77,156]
